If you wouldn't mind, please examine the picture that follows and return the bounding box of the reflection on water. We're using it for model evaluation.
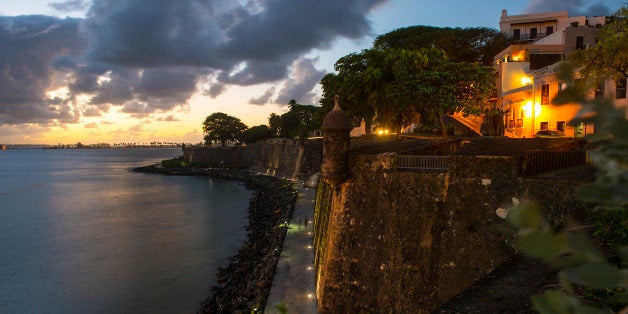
[0,148,251,313]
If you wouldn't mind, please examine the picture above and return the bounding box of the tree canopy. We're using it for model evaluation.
[319,47,495,135]
[202,112,247,146]
[268,100,319,139]
[241,125,274,145]
[373,25,511,66]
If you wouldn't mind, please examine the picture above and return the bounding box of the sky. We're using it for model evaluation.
[0,0,623,144]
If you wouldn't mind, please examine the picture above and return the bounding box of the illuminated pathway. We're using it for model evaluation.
[264,180,317,313]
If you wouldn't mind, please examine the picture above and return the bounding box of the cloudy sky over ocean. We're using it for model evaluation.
[0,0,622,144]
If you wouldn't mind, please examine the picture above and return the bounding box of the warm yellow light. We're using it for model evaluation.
[384,129,389,134]
[521,76,532,85]
[522,101,542,118]
[512,50,525,62]
[377,130,384,135]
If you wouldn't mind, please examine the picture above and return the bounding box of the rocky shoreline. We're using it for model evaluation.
[133,164,297,313]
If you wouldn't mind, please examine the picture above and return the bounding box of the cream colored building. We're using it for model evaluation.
[495,10,626,138]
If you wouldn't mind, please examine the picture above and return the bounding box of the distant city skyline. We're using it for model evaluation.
[0,0,622,144]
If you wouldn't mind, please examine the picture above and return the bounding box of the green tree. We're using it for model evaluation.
[202,112,247,146]
[268,113,282,137]
[373,25,511,66]
[241,125,274,145]
[267,100,320,139]
[319,47,494,136]
[319,52,377,132]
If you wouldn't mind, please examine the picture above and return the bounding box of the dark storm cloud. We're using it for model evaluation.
[249,87,276,105]
[205,83,227,98]
[523,0,610,16]
[84,0,228,68]
[49,1,90,13]
[83,0,386,85]
[274,57,326,105]
[0,15,86,124]
[113,69,196,118]
[2,0,388,125]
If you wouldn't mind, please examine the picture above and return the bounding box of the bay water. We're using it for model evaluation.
[0,148,251,313]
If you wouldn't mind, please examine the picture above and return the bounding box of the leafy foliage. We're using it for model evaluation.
[509,6,628,312]
[241,125,275,145]
[319,47,494,135]
[268,100,319,139]
[202,112,248,146]
[373,25,511,66]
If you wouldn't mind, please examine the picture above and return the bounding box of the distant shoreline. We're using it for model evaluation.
[1,145,186,150]
[133,164,296,312]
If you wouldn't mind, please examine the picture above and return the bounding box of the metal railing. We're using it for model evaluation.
[513,32,548,41]
[397,155,449,172]
[524,150,589,175]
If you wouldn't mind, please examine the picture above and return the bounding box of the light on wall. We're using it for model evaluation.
[521,76,533,85]
[522,101,542,118]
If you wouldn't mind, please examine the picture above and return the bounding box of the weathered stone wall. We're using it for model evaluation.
[183,138,322,179]
[315,154,586,313]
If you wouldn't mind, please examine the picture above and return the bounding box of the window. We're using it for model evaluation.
[540,122,549,130]
[595,81,605,100]
[541,84,550,104]
[546,26,554,35]
[557,121,566,132]
[616,78,627,99]
[513,29,520,40]
[571,22,579,27]
[530,27,537,39]
[576,36,584,49]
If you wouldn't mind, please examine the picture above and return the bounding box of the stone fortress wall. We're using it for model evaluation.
[183,138,323,180]
[182,130,587,312]
[314,153,585,312]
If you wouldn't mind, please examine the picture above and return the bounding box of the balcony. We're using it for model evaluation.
[512,32,549,42]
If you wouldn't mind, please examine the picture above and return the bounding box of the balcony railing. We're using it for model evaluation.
[512,32,549,41]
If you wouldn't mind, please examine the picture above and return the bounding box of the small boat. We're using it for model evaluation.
[1,145,6,151]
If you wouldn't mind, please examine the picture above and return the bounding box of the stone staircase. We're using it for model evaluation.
[450,112,483,136]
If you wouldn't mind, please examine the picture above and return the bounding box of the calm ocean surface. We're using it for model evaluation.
[0,148,251,313]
